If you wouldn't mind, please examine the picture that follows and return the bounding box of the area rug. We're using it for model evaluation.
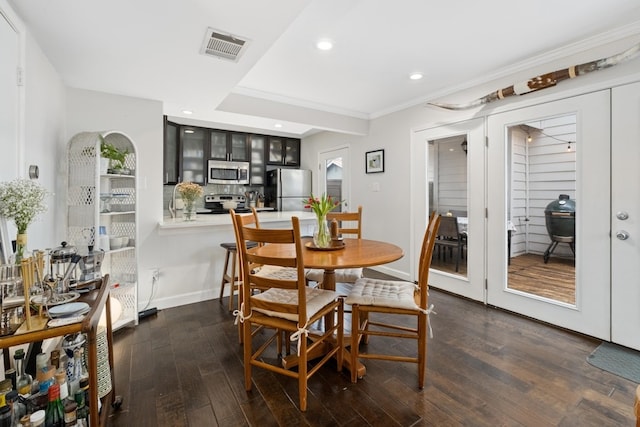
[587,341,640,383]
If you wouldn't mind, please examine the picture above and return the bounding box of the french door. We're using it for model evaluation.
[411,118,485,301]
[611,82,640,350]
[486,91,611,340]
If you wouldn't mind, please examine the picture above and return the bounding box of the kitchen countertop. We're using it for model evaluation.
[158,210,317,232]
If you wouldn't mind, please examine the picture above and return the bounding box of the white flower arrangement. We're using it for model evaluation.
[0,178,49,233]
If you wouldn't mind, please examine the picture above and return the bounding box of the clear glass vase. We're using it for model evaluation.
[15,232,28,263]
[183,200,196,221]
[313,215,331,248]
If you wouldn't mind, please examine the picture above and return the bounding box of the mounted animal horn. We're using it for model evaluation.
[430,42,640,110]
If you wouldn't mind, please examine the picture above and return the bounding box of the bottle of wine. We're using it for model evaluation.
[45,383,64,427]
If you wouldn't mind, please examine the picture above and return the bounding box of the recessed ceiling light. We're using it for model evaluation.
[274,123,283,128]
[409,72,423,80]
[182,110,193,115]
[316,40,333,51]
[184,129,195,134]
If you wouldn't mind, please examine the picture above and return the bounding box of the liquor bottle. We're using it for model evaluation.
[74,390,88,427]
[54,370,69,401]
[14,349,32,396]
[44,383,64,427]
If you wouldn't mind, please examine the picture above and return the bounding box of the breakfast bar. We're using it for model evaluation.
[148,211,318,312]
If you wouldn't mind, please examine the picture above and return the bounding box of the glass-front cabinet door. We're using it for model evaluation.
[230,133,250,162]
[181,127,206,184]
[163,120,179,184]
[210,130,228,160]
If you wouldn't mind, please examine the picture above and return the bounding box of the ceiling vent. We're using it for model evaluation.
[200,28,249,62]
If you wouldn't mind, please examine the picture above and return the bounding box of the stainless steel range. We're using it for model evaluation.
[202,194,251,214]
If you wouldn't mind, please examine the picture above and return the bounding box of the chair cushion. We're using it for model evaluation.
[252,265,298,280]
[345,278,418,310]
[305,268,363,284]
[252,287,340,322]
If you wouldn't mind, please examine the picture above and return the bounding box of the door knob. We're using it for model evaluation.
[616,230,630,240]
[616,211,629,220]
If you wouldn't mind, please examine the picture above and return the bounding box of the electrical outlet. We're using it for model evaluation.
[151,268,160,282]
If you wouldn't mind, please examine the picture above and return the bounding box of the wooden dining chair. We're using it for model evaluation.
[306,205,364,287]
[230,209,298,344]
[345,213,441,387]
[635,384,640,427]
[236,215,344,411]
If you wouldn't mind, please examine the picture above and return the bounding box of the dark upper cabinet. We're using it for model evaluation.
[267,137,300,166]
[164,118,300,185]
[164,118,207,185]
[209,130,228,161]
[180,127,207,184]
[250,134,266,185]
[209,131,250,162]
[164,119,179,184]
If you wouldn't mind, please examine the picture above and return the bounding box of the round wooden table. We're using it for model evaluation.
[300,237,404,291]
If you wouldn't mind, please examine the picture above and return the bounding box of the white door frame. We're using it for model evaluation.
[486,90,611,340]
[410,118,485,300]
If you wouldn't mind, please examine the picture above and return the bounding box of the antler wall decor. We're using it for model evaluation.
[430,42,640,110]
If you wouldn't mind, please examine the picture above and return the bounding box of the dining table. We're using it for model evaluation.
[248,236,404,375]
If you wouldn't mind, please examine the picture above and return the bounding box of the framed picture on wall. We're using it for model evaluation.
[365,149,384,174]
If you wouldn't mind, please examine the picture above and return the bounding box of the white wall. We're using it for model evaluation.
[65,88,164,311]
[0,0,65,252]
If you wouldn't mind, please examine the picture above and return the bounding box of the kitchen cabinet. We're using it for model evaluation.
[164,119,301,185]
[250,134,266,185]
[0,275,120,427]
[163,119,179,185]
[210,131,250,162]
[67,131,138,331]
[180,127,207,185]
[267,137,301,166]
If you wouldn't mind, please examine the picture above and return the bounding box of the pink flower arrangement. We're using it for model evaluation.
[303,193,341,217]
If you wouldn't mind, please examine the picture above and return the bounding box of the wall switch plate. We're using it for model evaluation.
[372,182,380,192]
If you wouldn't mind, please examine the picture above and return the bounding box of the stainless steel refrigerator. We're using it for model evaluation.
[266,168,312,211]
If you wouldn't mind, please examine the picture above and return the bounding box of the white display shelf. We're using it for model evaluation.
[68,131,139,331]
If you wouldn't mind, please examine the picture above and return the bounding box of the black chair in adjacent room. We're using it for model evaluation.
[434,216,465,272]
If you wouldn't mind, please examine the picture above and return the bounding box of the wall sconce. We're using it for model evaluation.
[461,139,468,155]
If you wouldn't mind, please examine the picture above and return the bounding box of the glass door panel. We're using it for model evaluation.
[504,115,577,304]
[428,136,468,276]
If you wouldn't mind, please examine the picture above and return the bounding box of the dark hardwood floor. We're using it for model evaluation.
[106,272,636,426]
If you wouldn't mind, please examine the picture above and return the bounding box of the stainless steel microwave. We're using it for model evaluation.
[208,160,250,185]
